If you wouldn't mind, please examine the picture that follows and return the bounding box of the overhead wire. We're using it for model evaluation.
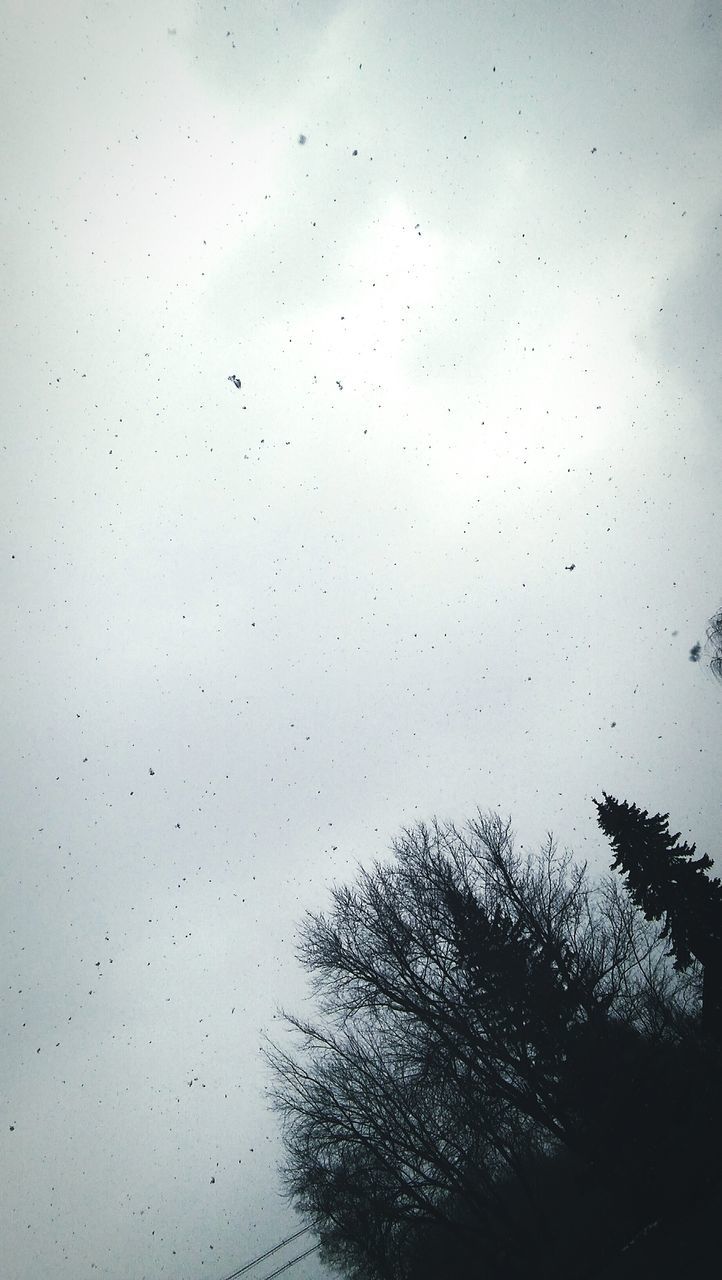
[258,1243,319,1280]
[214,1223,317,1280]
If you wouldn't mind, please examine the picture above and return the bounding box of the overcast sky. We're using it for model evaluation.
[2,2,721,1278]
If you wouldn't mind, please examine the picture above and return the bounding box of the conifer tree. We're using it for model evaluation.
[594,793,722,1035]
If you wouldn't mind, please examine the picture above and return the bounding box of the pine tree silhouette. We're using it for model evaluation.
[594,793,722,1036]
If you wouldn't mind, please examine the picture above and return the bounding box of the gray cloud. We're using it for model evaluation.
[2,2,721,1278]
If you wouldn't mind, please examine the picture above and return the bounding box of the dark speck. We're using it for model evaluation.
[564,563,576,571]
[689,642,702,662]
[298,134,307,145]
[149,767,155,776]
[228,374,241,389]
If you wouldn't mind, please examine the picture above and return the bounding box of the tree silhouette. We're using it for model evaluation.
[707,606,722,682]
[594,793,722,1037]
[265,813,697,1278]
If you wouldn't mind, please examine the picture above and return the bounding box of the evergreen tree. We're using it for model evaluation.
[594,793,722,1035]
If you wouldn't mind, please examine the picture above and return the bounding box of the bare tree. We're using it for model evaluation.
[265,813,697,1279]
[707,606,722,683]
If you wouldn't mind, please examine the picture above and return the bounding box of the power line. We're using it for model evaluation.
[216,1224,317,1280]
[259,1243,319,1280]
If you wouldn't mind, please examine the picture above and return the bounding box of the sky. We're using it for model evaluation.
[1,1,721,1277]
